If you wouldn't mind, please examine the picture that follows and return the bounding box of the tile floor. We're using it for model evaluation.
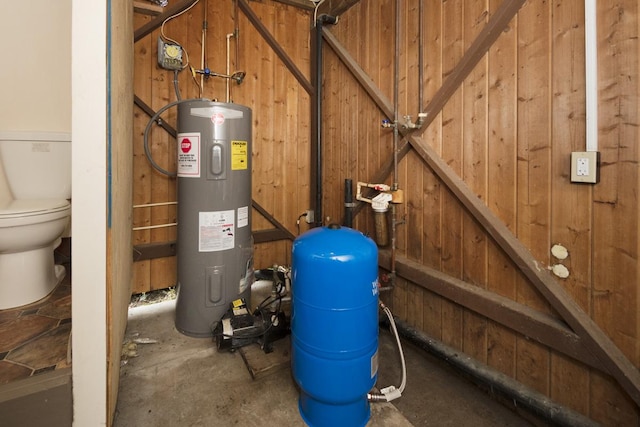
[0,270,72,385]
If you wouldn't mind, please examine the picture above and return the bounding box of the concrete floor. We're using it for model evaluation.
[114,299,533,426]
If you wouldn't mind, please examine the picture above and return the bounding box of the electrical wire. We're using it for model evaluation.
[160,0,201,70]
[312,0,325,25]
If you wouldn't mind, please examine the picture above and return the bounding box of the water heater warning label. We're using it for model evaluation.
[177,132,201,177]
[231,140,248,170]
[199,210,235,252]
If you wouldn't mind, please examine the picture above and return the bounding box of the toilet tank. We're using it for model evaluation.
[0,131,71,199]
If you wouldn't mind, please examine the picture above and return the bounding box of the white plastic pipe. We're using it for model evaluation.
[585,0,598,152]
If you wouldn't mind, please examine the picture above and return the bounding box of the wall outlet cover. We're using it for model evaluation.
[570,151,600,184]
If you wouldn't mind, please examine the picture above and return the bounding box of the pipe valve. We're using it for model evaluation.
[355,182,403,211]
[381,119,395,129]
[402,112,428,129]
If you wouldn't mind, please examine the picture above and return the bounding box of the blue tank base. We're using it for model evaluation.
[298,393,370,427]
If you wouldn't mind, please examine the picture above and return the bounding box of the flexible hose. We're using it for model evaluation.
[368,302,407,402]
[143,98,209,177]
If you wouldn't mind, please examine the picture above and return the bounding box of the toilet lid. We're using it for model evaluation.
[0,199,70,217]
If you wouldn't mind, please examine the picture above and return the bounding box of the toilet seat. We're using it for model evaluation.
[0,199,70,218]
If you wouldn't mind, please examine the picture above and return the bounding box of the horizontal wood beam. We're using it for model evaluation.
[133,241,176,261]
[408,134,640,407]
[379,250,602,371]
[238,0,314,95]
[133,228,292,262]
[253,228,294,243]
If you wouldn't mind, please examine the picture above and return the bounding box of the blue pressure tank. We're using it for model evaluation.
[291,224,379,427]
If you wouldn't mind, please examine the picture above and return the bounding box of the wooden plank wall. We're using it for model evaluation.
[132,0,312,294]
[108,0,134,424]
[324,0,639,424]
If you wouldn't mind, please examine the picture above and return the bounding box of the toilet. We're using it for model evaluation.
[0,131,71,310]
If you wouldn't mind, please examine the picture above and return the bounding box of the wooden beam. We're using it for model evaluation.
[133,1,164,16]
[323,0,527,219]
[238,0,314,95]
[252,200,297,241]
[378,250,602,371]
[133,241,177,261]
[324,0,640,405]
[132,227,291,262]
[271,0,314,11]
[420,0,526,126]
[253,228,294,243]
[134,95,177,138]
[408,135,640,407]
[321,0,361,19]
[134,0,198,42]
[270,0,360,15]
[323,28,394,119]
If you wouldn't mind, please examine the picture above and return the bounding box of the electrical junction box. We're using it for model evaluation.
[570,151,600,184]
[157,38,183,71]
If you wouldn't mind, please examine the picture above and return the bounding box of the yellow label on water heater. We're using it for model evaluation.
[231,140,248,170]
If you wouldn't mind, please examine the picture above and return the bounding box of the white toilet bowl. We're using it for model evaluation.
[0,132,71,310]
[0,200,70,309]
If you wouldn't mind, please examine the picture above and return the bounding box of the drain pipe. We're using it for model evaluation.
[344,178,354,228]
[312,14,337,227]
[384,317,600,427]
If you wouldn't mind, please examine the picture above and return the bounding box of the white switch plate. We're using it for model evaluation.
[571,151,600,184]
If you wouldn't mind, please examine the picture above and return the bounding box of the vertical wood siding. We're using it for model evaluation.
[132,1,311,294]
[131,0,640,423]
[325,0,639,423]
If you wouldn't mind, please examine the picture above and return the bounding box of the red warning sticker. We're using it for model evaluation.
[177,132,200,177]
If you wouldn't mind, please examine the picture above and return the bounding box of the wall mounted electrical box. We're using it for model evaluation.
[157,38,183,71]
[570,151,600,184]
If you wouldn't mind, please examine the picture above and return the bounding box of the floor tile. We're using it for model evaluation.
[7,323,72,370]
[0,360,32,385]
[0,315,59,353]
[0,309,19,325]
[38,294,72,320]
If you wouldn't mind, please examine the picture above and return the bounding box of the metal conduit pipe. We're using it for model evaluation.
[313,15,337,227]
[389,0,402,286]
[382,317,600,427]
[418,0,424,115]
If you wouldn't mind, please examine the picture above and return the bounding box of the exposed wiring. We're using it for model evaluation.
[160,0,200,70]
[312,0,325,25]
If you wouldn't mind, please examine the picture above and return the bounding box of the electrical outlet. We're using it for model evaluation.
[305,209,315,224]
[571,151,600,184]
